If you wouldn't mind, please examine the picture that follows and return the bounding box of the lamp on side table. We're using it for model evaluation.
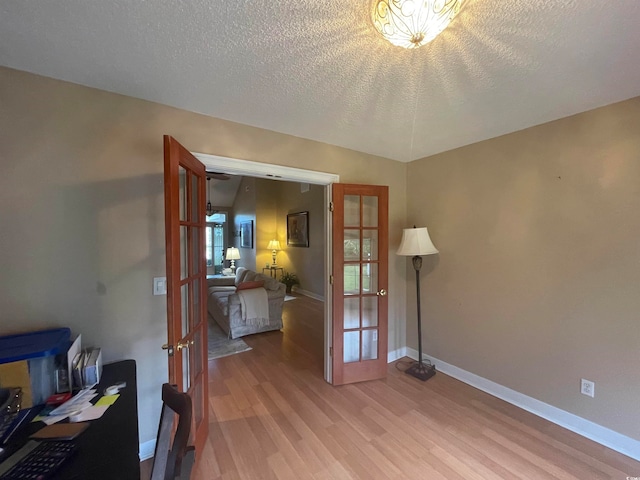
[225,247,241,273]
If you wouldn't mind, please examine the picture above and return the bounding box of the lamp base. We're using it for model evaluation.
[405,361,436,381]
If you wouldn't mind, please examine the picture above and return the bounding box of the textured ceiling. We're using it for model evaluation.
[1,0,639,162]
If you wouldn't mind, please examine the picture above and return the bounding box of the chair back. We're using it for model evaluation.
[150,384,195,480]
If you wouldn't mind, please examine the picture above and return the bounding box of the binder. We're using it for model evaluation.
[71,352,85,389]
[83,348,102,387]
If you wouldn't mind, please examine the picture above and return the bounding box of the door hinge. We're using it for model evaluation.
[329,202,334,212]
[329,275,334,285]
[329,346,333,357]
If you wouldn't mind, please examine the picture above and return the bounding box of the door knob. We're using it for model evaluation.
[376,289,387,296]
[176,340,194,351]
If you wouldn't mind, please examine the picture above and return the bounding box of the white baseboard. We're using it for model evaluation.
[387,346,407,363]
[139,439,156,461]
[292,287,324,302]
[403,348,640,462]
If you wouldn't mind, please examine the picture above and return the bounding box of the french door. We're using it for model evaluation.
[163,135,208,453]
[332,184,389,385]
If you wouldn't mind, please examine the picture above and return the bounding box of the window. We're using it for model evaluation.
[205,212,227,273]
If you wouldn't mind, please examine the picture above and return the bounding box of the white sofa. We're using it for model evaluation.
[207,267,285,339]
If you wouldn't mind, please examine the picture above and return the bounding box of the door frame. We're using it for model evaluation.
[194,152,339,382]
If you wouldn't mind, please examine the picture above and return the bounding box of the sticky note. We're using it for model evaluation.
[96,394,120,406]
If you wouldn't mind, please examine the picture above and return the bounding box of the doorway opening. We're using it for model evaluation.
[194,152,339,382]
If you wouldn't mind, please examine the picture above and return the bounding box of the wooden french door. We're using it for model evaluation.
[332,184,389,385]
[163,135,208,453]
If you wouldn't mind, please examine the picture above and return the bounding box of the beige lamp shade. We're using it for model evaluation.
[225,247,241,260]
[396,227,438,256]
[267,239,281,251]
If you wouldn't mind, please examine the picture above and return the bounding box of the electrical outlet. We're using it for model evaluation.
[580,378,595,398]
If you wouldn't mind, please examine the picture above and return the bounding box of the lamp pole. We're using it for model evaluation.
[396,226,438,382]
[413,255,423,367]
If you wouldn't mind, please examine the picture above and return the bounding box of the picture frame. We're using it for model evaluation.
[240,220,253,248]
[287,211,309,247]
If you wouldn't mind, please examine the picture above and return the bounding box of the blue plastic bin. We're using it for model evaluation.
[0,328,71,405]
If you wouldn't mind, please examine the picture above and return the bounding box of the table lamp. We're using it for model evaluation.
[267,239,281,267]
[225,247,240,273]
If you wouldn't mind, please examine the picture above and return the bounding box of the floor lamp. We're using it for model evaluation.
[397,226,439,381]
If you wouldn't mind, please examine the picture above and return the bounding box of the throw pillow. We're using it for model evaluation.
[236,280,265,291]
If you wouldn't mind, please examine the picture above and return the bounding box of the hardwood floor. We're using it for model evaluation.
[184,295,638,479]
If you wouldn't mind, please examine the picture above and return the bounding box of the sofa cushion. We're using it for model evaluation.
[237,280,264,291]
[234,267,249,286]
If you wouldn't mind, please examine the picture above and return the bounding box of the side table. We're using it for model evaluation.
[262,266,284,279]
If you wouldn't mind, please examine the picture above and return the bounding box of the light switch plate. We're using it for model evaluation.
[153,277,167,296]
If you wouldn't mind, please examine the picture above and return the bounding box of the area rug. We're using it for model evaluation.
[208,317,251,360]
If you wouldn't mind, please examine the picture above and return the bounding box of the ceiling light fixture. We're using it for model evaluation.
[372,0,462,49]
[205,177,215,217]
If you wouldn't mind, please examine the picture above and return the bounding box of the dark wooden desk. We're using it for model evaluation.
[5,360,140,479]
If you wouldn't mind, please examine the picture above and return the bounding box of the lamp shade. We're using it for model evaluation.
[396,227,438,256]
[225,247,241,260]
[267,239,281,251]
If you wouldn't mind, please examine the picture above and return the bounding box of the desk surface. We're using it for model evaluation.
[4,360,140,480]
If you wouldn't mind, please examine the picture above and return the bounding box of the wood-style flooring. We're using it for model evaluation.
[152,294,640,479]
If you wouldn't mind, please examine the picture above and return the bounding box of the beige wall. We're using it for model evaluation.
[275,182,325,297]
[230,177,257,270]
[407,97,640,440]
[0,67,408,447]
[254,179,279,272]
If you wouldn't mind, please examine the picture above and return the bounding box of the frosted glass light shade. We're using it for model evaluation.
[372,0,462,49]
[397,227,438,256]
[225,247,241,260]
[267,239,281,251]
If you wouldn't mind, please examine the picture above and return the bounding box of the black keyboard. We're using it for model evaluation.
[0,440,76,479]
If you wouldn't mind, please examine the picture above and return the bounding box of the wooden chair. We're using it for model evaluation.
[150,384,195,480]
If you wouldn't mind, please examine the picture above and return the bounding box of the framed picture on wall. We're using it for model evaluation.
[240,220,253,248]
[287,211,309,247]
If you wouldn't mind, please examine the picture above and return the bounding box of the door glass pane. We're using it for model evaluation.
[193,327,202,377]
[194,378,203,426]
[343,297,360,329]
[344,229,360,261]
[181,284,189,337]
[180,226,187,279]
[362,230,378,261]
[362,330,378,360]
[362,296,378,328]
[363,196,378,227]
[179,166,187,221]
[343,331,360,363]
[343,265,360,295]
[344,195,360,227]
[182,346,190,391]
[191,173,199,221]
[362,263,378,294]
[191,227,200,275]
[192,278,200,332]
